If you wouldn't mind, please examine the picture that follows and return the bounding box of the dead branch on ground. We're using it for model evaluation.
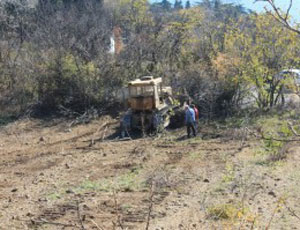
[76,200,85,230]
[245,127,300,142]
[102,125,108,141]
[145,181,155,230]
[265,198,283,230]
[90,219,105,230]
[28,218,79,228]
[250,215,257,230]
[288,122,300,137]
[283,202,300,221]
[112,190,124,230]
[90,122,108,146]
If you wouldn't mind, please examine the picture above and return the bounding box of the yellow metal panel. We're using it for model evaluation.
[128,97,154,111]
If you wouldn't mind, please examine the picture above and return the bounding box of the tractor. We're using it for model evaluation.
[120,76,177,136]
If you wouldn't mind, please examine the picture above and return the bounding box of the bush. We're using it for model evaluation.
[207,203,245,220]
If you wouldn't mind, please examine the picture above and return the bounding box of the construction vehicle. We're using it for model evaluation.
[120,76,177,136]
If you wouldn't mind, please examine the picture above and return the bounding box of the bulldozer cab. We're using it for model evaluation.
[128,76,166,111]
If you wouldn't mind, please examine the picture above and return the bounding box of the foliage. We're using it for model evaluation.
[36,54,101,113]
[0,0,299,118]
[225,14,300,109]
[174,0,183,10]
[185,0,191,9]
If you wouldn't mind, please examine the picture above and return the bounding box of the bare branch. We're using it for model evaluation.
[145,181,154,230]
[285,0,293,21]
[76,200,86,230]
[29,218,79,228]
[90,219,105,230]
[245,127,300,142]
[288,122,300,137]
[255,0,300,35]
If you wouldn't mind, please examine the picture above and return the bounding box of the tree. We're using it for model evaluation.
[213,0,221,10]
[161,0,172,11]
[185,0,191,9]
[225,14,300,109]
[26,0,111,112]
[255,0,300,35]
[174,0,183,10]
[197,0,211,9]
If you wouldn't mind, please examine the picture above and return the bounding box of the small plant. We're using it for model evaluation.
[222,163,235,183]
[189,151,203,160]
[47,192,61,200]
[121,204,132,211]
[256,118,295,163]
[72,170,144,194]
[207,203,246,220]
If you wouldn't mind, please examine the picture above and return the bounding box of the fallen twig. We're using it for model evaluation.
[113,190,124,230]
[90,122,108,146]
[250,215,257,230]
[76,200,85,230]
[284,202,300,221]
[145,181,155,230]
[102,125,108,141]
[90,219,105,230]
[245,127,300,142]
[29,218,78,228]
[265,199,282,230]
[288,122,300,137]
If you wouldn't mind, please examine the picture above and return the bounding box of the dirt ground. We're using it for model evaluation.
[1,116,300,230]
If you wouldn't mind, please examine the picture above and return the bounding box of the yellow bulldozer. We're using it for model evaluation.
[120,76,177,136]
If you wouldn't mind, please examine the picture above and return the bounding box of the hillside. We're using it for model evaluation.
[1,112,300,230]
[1,0,300,229]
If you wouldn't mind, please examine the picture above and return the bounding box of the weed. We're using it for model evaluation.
[74,180,108,193]
[46,170,145,200]
[121,204,132,211]
[47,192,61,201]
[207,203,247,220]
[116,171,142,192]
[213,184,226,193]
[222,163,235,183]
[254,117,295,163]
[72,170,144,194]
[189,151,203,160]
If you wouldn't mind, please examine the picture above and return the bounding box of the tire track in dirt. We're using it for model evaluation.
[0,122,118,170]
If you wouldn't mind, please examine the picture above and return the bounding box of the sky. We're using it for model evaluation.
[151,0,300,22]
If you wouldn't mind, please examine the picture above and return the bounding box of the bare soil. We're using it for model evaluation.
[1,116,300,230]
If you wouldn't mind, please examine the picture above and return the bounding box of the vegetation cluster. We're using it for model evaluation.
[0,0,299,118]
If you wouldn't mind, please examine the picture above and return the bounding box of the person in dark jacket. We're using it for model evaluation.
[185,105,196,138]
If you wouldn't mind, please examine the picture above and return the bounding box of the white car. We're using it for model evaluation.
[277,69,300,106]
[277,69,300,89]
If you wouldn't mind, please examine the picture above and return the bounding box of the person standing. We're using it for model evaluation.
[191,104,199,130]
[185,105,196,138]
